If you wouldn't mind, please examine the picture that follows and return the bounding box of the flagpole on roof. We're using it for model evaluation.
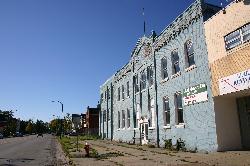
[143,8,146,36]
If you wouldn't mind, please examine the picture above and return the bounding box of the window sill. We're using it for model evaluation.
[141,89,147,93]
[149,127,155,130]
[134,128,139,130]
[171,72,181,79]
[175,123,185,128]
[163,125,171,129]
[160,77,169,84]
[185,65,196,72]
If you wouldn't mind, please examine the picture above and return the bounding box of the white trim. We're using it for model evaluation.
[160,77,169,84]
[133,128,139,130]
[163,125,171,129]
[171,72,181,79]
[148,127,155,130]
[185,65,196,72]
[175,123,185,128]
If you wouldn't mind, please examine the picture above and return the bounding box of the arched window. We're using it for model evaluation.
[161,58,168,79]
[185,40,195,67]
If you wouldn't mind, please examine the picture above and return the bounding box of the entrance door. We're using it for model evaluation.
[237,96,250,149]
[140,122,148,145]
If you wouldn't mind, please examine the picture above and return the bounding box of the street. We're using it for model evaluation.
[0,134,67,166]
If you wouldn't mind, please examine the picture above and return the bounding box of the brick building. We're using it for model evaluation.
[99,0,250,152]
[83,106,100,135]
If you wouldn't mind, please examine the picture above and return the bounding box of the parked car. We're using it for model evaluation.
[14,132,23,137]
[69,132,77,136]
[37,133,43,137]
[0,133,3,139]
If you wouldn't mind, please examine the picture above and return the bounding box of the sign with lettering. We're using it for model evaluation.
[219,69,250,95]
[183,84,208,106]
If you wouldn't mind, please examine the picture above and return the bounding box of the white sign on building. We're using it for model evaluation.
[219,69,250,95]
[183,83,208,106]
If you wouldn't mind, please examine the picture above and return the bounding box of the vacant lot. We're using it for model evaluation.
[60,137,250,166]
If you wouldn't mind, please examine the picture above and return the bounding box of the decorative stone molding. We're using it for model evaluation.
[154,0,203,51]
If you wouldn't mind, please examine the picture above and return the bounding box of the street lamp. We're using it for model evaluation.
[51,100,64,139]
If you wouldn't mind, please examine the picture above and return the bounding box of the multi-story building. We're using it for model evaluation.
[204,0,250,151]
[84,106,100,135]
[100,0,250,152]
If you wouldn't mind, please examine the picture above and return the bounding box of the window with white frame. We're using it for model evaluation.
[147,66,154,87]
[149,98,155,128]
[136,103,141,128]
[118,87,120,101]
[127,81,130,97]
[163,97,170,126]
[135,75,140,93]
[122,85,125,100]
[140,70,146,90]
[225,22,250,50]
[175,92,184,124]
[118,111,120,129]
[104,91,107,101]
[161,58,168,79]
[185,40,195,67]
[122,110,125,128]
[171,50,180,74]
[127,109,130,128]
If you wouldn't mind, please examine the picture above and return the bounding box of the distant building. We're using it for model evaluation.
[83,106,100,135]
[99,0,250,152]
[72,114,82,131]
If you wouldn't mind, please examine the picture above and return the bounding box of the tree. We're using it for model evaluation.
[25,121,34,134]
[63,113,72,133]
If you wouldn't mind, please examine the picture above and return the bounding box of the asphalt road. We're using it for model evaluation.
[0,134,57,166]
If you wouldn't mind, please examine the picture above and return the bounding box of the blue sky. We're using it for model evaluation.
[0,0,227,122]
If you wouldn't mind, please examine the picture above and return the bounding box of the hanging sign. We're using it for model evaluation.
[183,83,208,106]
[219,68,250,95]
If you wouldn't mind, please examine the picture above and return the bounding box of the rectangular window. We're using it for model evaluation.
[171,50,180,74]
[163,97,170,126]
[161,58,168,79]
[140,70,146,90]
[122,85,125,100]
[149,98,155,128]
[118,111,120,129]
[224,23,250,50]
[105,91,107,101]
[103,110,106,122]
[147,66,154,87]
[175,93,183,124]
[100,93,103,104]
[127,109,130,128]
[118,87,120,101]
[122,110,125,128]
[242,23,250,43]
[135,103,140,128]
[225,29,241,50]
[127,81,130,97]
[107,109,110,121]
[185,40,195,67]
[135,75,140,93]
[107,89,110,99]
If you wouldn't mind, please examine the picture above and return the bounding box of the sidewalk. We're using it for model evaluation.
[70,139,250,166]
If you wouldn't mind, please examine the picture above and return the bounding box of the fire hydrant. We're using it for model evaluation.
[84,142,90,157]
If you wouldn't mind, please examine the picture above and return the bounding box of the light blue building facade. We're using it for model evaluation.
[100,0,221,152]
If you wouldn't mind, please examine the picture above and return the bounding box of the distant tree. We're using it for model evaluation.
[63,113,72,133]
[25,122,34,134]
[1,110,17,136]
[49,119,60,133]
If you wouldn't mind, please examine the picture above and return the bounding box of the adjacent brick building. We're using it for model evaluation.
[100,0,250,152]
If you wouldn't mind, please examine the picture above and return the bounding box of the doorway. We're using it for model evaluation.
[140,119,148,145]
[237,96,250,149]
